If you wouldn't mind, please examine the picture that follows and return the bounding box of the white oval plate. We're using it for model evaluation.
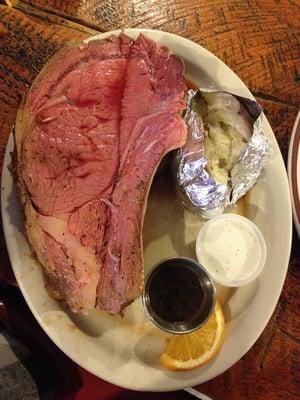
[1,29,292,391]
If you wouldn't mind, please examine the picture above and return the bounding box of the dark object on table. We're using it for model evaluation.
[0,322,54,400]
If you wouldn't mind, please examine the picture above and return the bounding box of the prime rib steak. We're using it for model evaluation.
[15,34,187,314]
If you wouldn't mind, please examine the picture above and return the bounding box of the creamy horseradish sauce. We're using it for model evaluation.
[197,215,265,285]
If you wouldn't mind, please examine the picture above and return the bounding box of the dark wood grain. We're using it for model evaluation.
[0,5,91,161]
[258,99,299,163]
[7,0,300,107]
[0,3,299,400]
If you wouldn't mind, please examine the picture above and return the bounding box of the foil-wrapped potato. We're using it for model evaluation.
[173,89,270,219]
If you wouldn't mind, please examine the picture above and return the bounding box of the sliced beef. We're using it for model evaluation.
[17,35,131,313]
[97,35,186,313]
[19,36,131,216]
[25,201,100,311]
[16,34,187,314]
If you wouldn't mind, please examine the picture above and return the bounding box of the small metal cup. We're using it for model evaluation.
[142,257,216,334]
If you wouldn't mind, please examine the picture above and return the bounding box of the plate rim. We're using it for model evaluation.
[1,28,293,391]
[288,111,300,237]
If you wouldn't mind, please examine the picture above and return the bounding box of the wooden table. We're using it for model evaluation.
[0,1,299,399]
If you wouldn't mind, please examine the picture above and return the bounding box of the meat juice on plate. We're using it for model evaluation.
[142,167,249,307]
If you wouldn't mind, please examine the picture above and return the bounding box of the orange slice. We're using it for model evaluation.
[160,301,225,370]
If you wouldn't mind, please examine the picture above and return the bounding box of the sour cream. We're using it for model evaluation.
[196,214,267,287]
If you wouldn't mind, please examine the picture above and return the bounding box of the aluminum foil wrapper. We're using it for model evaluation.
[173,89,271,219]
